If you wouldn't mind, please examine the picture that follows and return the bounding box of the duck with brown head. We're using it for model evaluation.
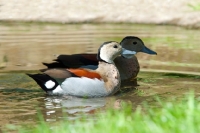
[117,36,157,81]
[28,41,136,97]
[42,36,157,81]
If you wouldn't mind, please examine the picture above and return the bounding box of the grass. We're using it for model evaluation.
[5,93,200,133]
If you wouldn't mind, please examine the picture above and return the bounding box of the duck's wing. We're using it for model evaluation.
[28,68,104,96]
[41,68,102,80]
[39,68,102,88]
[42,68,74,79]
[27,68,74,92]
[67,68,102,80]
[42,53,98,69]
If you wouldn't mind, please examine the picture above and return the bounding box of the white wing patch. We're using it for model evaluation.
[59,77,108,97]
[45,80,55,89]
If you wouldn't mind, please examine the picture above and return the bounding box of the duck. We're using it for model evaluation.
[42,36,157,81]
[27,41,136,97]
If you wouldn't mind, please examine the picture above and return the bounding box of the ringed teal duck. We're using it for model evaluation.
[42,36,157,80]
[28,41,136,97]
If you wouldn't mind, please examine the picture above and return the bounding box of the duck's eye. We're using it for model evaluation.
[133,42,137,45]
[113,45,118,48]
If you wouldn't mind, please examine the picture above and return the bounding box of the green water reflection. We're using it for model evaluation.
[0,22,200,73]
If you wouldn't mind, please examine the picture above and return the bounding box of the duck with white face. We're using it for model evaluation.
[27,41,136,97]
[42,36,157,82]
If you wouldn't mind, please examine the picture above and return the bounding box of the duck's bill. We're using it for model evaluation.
[141,46,157,55]
[122,48,136,59]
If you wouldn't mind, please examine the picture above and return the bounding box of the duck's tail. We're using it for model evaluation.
[27,73,59,93]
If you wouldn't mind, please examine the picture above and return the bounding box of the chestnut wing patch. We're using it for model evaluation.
[67,68,102,79]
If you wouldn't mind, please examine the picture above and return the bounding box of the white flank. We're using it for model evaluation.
[52,85,64,94]
[122,48,136,59]
[45,80,55,89]
[60,77,108,97]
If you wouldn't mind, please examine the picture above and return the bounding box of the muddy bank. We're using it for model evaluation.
[0,0,200,28]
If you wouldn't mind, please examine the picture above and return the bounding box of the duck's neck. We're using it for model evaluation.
[96,61,121,94]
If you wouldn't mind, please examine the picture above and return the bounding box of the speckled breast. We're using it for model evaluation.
[96,62,121,93]
[114,56,140,80]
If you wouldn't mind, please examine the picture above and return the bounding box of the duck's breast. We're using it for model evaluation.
[114,56,139,80]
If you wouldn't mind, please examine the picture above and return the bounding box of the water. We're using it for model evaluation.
[1,71,200,129]
[1,22,200,72]
[0,22,200,129]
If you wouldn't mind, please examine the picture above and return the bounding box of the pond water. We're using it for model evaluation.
[0,22,200,130]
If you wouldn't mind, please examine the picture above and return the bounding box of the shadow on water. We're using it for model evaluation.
[0,22,200,129]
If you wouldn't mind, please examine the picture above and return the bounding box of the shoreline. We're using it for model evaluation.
[0,20,199,29]
[0,0,200,28]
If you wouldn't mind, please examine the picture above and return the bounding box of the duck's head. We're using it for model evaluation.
[98,41,134,64]
[120,36,157,58]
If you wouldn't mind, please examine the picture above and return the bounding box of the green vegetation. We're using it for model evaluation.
[5,93,200,133]
[3,55,8,62]
[138,77,156,83]
[163,73,200,79]
[188,3,200,11]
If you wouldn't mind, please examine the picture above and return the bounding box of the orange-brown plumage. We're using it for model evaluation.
[67,68,102,79]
